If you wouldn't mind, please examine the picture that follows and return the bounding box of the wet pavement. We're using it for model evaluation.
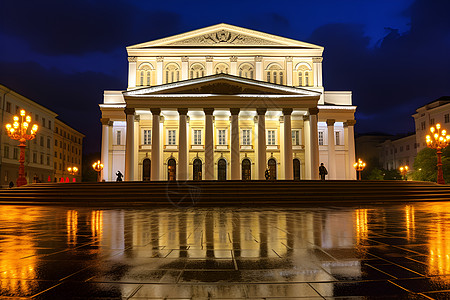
[1,204,450,299]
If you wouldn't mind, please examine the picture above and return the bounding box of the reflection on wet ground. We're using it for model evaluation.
[1,204,450,298]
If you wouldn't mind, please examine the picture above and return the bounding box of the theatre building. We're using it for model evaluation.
[100,24,356,181]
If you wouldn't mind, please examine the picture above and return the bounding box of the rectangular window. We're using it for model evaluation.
[47,138,50,148]
[54,151,57,158]
[335,131,340,145]
[116,131,121,145]
[42,117,46,127]
[13,148,18,160]
[400,146,404,152]
[55,139,58,146]
[421,121,426,130]
[406,145,410,151]
[35,114,39,122]
[292,130,300,146]
[40,154,44,164]
[318,131,324,146]
[218,129,226,145]
[446,114,450,123]
[6,102,11,113]
[242,129,251,145]
[168,130,176,145]
[33,152,37,163]
[15,106,19,114]
[48,120,51,129]
[143,129,151,145]
[4,146,9,158]
[40,136,44,146]
[430,118,435,125]
[193,129,202,145]
[267,130,276,145]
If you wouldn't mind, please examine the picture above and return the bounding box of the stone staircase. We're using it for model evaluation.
[0,180,449,206]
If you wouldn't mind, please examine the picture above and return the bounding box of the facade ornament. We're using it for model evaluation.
[206,56,214,62]
[156,56,164,62]
[303,115,310,122]
[134,115,140,122]
[128,56,137,62]
[124,108,135,115]
[100,118,110,126]
[181,56,189,62]
[312,57,323,63]
[255,56,263,62]
[326,119,335,126]
[201,30,244,44]
[286,56,293,62]
[346,119,356,126]
[230,56,238,62]
[308,107,319,115]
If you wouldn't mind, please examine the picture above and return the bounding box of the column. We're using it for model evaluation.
[128,57,137,89]
[230,56,237,76]
[286,57,293,86]
[283,108,293,180]
[309,107,319,180]
[327,119,336,180]
[151,108,161,181]
[206,56,213,76]
[181,56,189,80]
[124,108,135,181]
[133,115,140,180]
[303,115,311,179]
[204,108,214,180]
[178,108,188,181]
[313,57,323,87]
[255,56,263,81]
[156,57,163,85]
[100,118,111,181]
[345,120,357,180]
[257,108,267,180]
[230,108,240,180]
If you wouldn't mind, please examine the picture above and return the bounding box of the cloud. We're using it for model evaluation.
[0,0,182,55]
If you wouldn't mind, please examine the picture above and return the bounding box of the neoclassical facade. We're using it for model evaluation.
[100,24,356,181]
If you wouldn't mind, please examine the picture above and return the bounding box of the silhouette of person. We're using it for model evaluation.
[265,168,270,180]
[8,181,14,188]
[116,171,123,182]
[319,163,328,181]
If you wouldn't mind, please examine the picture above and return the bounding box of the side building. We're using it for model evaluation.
[0,84,84,186]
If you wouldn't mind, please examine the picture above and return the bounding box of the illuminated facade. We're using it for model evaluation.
[100,24,356,181]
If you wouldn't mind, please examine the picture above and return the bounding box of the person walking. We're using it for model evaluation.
[319,163,328,181]
[116,171,123,182]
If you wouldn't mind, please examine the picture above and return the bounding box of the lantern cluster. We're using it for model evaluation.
[426,123,450,150]
[5,109,38,142]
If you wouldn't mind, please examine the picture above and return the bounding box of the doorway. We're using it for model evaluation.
[293,158,301,181]
[218,158,227,181]
[268,158,277,180]
[143,158,151,181]
[168,158,176,181]
[242,158,251,180]
[193,158,202,180]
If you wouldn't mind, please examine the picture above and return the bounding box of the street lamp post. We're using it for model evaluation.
[67,166,78,182]
[5,109,38,187]
[426,123,450,184]
[353,158,366,181]
[399,165,409,181]
[92,160,103,182]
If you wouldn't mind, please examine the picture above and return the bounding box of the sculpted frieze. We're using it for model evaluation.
[169,82,279,95]
[168,30,280,46]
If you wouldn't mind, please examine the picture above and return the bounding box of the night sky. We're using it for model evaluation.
[1,0,449,154]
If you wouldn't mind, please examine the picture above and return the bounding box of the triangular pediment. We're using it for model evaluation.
[124,74,321,97]
[127,23,323,49]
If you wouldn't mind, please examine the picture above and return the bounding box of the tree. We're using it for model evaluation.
[411,147,450,183]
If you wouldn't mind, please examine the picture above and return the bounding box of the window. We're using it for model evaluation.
[218,129,226,145]
[238,63,254,79]
[6,102,11,113]
[242,129,251,145]
[143,130,151,145]
[54,151,57,158]
[165,63,180,83]
[35,114,39,122]
[318,131,324,145]
[47,138,50,148]
[55,139,58,146]
[190,63,205,79]
[15,106,19,114]
[266,63,284,84]
[116,131,121,145]
[48,120,51,130]
[421,121,426,130]
[42,117,46,127]
[40,136,44,146]
[33,152,37,163]
[430,118,435,125]
[298,72,303,86]
[137,64,153,86]
[267,130,276,145]
[140,71,144,86]
[4,146,9,158]
[296,63,312,86]
[406,145,410,151]
[292,130,300,146]
[60,153,62,159]
[168,130,176,145]
[335,132,340,145]
[13,148,18,160]
[40,154,44,164]
[445,114,450,123]
[400,146,404,152]
[305,72,310,86]
[215,63,229,74]
[54,162,57,169]
[193,129,202,145]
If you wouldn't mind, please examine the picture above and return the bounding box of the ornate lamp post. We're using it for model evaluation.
[92,160,103,182]
[5,109,38,187]
[353,158,366,181]
[399,165,409,181]
[67,166,78,182]
[426,123,450,184]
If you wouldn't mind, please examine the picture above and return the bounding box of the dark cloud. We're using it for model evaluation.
[309,0,450,134]
[0,0,181,55]
[0,61,125,153]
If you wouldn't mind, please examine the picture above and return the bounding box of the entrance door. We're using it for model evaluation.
[193,158,202,180]
[143,158,151,181]
[242,158,251,180]
[218,158,227,181]
[268,158,277,180]
[168,158,176,181]
[293,158,300,181]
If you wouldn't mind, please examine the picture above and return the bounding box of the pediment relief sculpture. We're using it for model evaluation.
[168,82,284,95]
[168,30,280,46]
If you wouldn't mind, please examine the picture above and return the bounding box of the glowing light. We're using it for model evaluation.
[19,110,25,116]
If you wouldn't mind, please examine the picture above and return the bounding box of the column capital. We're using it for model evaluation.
[206,56,214,62]
[312,57,323,63]
[177,108,189,115]
[150,108,161,115]
[286,56,293,62]
[181,56,189,62]
[156,56,164,62]
[230,56,238,62]
[308,107,319,115]
[326,119,335,126]
[124,108,135,115]
[282,108,293,115]
[100,118,110,126]
[303,115,310,122]
[134,115,140,122]
[230,108,240,115]
[256,108,267,115]
[344,119,356,127]
[255,56,263,62]
[128,56,137,62]
[203,108,214,115]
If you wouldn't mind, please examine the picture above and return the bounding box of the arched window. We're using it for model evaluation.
[140,71,144,86]
[137,63,154,86]
[238,63,254,79]
[295,63,312,87]
[267,71,271,82]
[215,63,229,74]
[298,72,303,86]
[165,63,180,84]
[265,63,284,84]
[146,71,151,86]
[190,63,205,79]
[305,71,310,86]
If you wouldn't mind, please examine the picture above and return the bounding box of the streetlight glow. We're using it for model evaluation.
[353,158,366,180]
[92,160,104,182]
[426,123,450,184]
[399,165,409,181]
